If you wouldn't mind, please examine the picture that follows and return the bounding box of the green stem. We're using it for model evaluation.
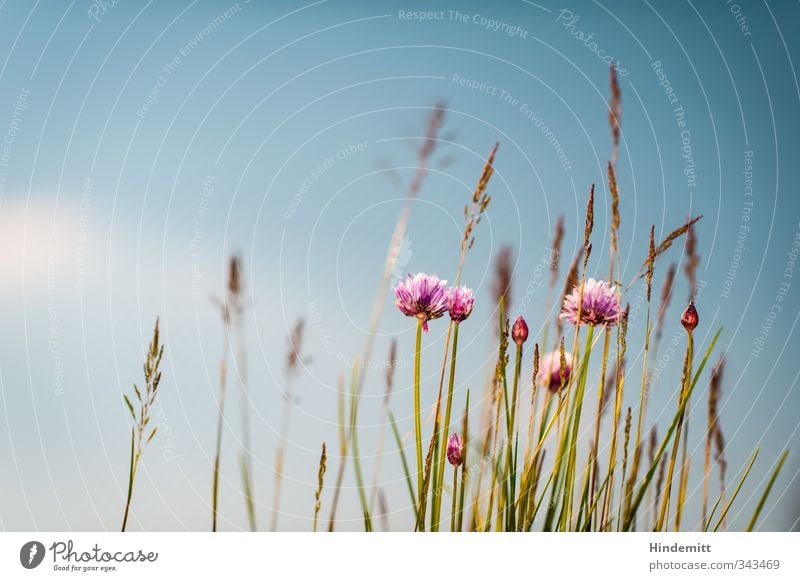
[456,390,469,532]
[434,323,461,529]
[413,319,424,500]
[656,331,692,531]
[388,410,418,512]
[121,427,136,532]
[350,363,372,532]
[450,468,459,532]
[561,324,595,530]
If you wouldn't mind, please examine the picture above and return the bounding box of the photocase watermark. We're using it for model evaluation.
[87,0,123,22]
[398,9,529,39]
[720,150,754,299]
[19,541,45,569]
[516,248,560,316]
[48,539,158,573]
[136,2,247,119]
[190,175,215,301]
[307,300,408,370]
[283,141,369,220]
[0,87,29,209]
[555,9,629,76]
[450,74,572,171]
[750,222,800,359]
[150,398,180,463]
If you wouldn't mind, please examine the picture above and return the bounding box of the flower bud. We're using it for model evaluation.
[512,316,529,346]
[681,301,699,332]
[446,433,463,467]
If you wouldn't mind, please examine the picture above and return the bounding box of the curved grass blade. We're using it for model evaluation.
[746,449,789,531]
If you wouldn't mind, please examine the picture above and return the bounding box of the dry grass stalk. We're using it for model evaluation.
[369,340,399,510]
[271,318,308,531]
[608,163,620,260]
[327,373,347,531]
[121,317,164,532]
[684,222,700,301]
[655,263,677,344]
[354,103,447,402]
[210,256,248,532]
[556,248,583,337]
[609,64,622,166]
[492,246,514,313]
[646,226,656,303]
[583,184,595,268]
[632,216,703,284]
[617,406,633,529]
[704,356,727,526]
[313,443,327,532]
[550,216,565,289]
[462,142,498,258]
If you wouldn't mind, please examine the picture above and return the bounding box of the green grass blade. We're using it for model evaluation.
[746,449,789,531]
[713,447,759,531]
[624,327,722,531]
[389,410,417,512]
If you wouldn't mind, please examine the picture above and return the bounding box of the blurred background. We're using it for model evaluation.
[0,0,798,531]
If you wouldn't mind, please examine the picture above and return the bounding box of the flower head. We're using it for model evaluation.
[446,433,464,467]
[394,273,449,332]
[512,316,529,346]
[447,286,475,323]
[537,350,573,392]
[560,278,622,327]
[681,301,699,332]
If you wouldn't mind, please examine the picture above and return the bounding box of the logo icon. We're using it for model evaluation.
[20,541,45,569]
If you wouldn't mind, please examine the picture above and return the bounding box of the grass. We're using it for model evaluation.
[116,67,788,533]
[120,318,164,532]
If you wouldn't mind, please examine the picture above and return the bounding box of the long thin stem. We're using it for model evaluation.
[121,427,136,532]
[434,323,461,529]
[413,319,424,499]
[456,390,469,532]
[450,468,459,532]
[212,333,229,532]
[656,330,693,530]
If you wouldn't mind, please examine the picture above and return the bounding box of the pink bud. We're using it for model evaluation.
[446,433,463,467]
[681,301,699,332]
[512,316,528,346]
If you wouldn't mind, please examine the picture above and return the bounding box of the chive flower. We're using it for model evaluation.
[681,301,699,332]
[560,278,622,327]
[447,286,475,323]
[537,350,573,392]
[394,273,449,332]
[446,433,464,467]
[511,316,529,345]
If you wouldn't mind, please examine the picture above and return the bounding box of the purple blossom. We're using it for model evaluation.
[559,278,622,327]
[446,433,464,467]
[394,273,449,332]
[447,286,475,323]
[537,350,573,392]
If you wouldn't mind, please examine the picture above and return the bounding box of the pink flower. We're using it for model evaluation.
[446,433,464,466]
[560,278,621,327]
[537,350,573,392]
[447,286,475,323]
[394,273,449,332]
[681,301,699,332]
[512,316,528,345]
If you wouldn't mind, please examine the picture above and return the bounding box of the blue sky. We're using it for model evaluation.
[0,0,798,531]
